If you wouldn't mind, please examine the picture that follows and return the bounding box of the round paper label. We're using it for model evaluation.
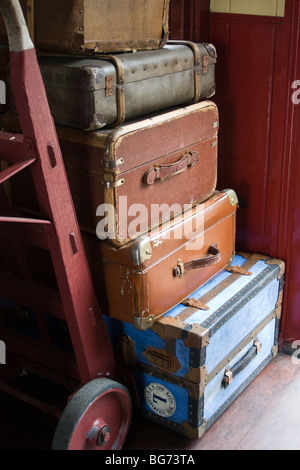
[144,382,176,418]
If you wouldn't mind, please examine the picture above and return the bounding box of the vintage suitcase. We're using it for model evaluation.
[105,252,285,437]
[33,41,217,130]
[82,190,237,330]
[0,0,170,54]
[10,102,220,246]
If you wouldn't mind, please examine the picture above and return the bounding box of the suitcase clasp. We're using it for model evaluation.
[174,259,185,279]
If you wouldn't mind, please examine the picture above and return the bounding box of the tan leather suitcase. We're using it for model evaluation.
[82,190,238,330]
[0,0,170,53]
[10,102,220,247]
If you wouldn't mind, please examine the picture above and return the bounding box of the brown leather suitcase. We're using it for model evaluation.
[0,0,170,53]
[82,190,238,330]
[10,102,220,247]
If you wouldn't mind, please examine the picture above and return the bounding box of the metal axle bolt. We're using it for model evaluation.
[97,425,111,446]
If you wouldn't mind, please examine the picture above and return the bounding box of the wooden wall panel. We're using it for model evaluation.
[276,1,300,346]
[169,0,210,41]
[210,1,300,346]
[210,14,284,253]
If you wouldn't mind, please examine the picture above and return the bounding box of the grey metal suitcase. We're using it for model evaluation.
[36,41,216,130]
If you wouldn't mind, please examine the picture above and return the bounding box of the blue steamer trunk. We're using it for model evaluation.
[105,252,285,438]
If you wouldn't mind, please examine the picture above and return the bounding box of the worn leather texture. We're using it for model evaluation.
[82,191,237,329]
[0,0,170,53]
[10,102,219,246]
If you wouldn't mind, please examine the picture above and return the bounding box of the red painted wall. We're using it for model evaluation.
[277,1,300,346]
[210,13,285,254]
[169,0,210,41]
[170,0,300,346]
[209,1,300,347]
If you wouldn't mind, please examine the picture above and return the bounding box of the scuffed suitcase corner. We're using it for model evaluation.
[85,113,108,131]
[202,43,217,99]
[182,420,207,440]
[204,43,217,60]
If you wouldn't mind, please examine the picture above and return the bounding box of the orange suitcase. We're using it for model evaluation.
[83,190,237,330]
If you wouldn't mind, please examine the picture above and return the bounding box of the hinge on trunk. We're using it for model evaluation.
[226,265,253,276]
[101,177,125,189]
[181,297,210,311]
[102,157,125,169]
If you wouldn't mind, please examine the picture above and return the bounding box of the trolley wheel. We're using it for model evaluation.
[52,378,132,450]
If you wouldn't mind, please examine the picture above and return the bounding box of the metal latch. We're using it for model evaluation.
[174,259,185,279]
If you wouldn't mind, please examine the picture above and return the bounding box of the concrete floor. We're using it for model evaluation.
[0,352,300,451]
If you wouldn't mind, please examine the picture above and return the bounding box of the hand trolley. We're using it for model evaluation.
[0,0,132,450]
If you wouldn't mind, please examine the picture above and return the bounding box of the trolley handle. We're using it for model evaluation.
[0,0,34,53]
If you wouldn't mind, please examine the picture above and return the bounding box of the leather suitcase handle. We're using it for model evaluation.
[222,340,262,388]
[143,151,199,185]
[173,243,221,279]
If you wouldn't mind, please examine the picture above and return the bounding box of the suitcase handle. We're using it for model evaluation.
[222,340,262,388]
[173,243,221,279]
[143,151,199,185]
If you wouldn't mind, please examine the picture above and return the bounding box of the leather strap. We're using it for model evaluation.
[143,151,198,185]
[95,53,126,126]
[167,40,201,102]
[173,243,221,279]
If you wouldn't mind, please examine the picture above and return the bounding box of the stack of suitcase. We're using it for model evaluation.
[0,0,284,440]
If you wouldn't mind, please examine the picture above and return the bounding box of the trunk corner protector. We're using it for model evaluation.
[133,314,155,331]
[131,237,152,265]
[224,189,239,207]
